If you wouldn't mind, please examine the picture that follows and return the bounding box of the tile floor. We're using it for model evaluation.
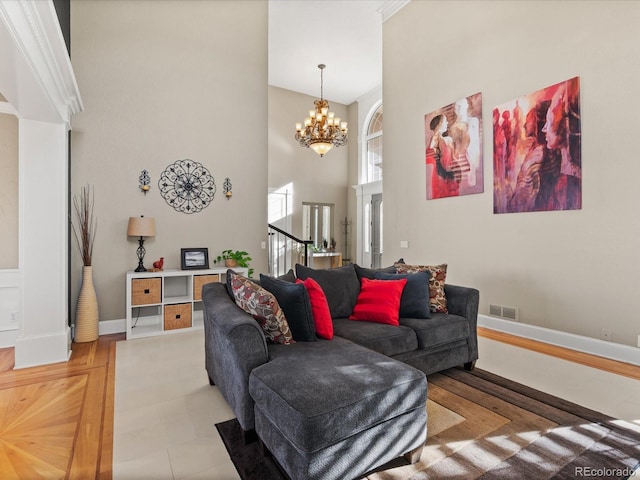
[114,330,239,479]
[113,330,640,480]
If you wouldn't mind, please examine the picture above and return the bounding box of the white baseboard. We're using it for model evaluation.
[14,327,72,369]
[479,314,640,366]
[0,328,18,348]
[99,318,126,336]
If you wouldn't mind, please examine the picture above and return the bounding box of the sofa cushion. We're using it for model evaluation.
[251,336,426,453]
[296,278,333,340]
[400,313,470,350]
[278,269,296,283]
[333,318,418,356]
[375,271,431,319]
[295,264,360,319]
[349,277,407,326]
[353,263,397,281]
[228,271,294,345]
[260,274,316,342]
[395,263,448,313]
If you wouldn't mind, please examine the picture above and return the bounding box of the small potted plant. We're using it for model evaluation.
[214,249,253,277]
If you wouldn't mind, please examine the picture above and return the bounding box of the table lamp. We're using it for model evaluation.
[127,216,156,272]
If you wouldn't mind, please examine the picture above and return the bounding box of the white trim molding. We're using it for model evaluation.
[99,318,126,336]
[479,314,640,367]
[14,328,71,369]
[0,0,82,126]
[377,1,410,23]
[0,269,20,347]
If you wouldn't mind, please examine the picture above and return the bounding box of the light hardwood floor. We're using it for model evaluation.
[0,333,124,480]
[0,329,637,479]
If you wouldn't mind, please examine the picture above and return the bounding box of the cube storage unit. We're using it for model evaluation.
[125,268,247,339]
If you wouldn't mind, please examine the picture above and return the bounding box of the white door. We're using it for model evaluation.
[370,193,383,268]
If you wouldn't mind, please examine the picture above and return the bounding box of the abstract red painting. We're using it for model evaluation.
[425,92,484,200]
[493,77,581,214]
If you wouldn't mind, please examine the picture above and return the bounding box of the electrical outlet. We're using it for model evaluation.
[400,240,409,249]
[601,328,611,341]
[261,241,266,249]
[10,312,18,324]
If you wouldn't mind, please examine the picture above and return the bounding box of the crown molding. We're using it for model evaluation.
[0,100,18,116]
[377,0,411,23]
[0,0,82,127]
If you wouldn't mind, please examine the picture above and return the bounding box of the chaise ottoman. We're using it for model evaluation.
[248,337,427,480]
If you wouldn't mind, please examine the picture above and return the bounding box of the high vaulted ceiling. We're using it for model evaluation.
[268,0,408,105]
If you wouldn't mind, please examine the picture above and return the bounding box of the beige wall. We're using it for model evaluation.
[71,0,268,322]
[268,86,350,254]
[383,1,640,347]
[0,112,18,269]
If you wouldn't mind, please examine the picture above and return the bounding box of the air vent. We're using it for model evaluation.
[502,306,518,321]
[488,303,519,322]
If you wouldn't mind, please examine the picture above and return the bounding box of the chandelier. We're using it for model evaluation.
[295,64,348,157]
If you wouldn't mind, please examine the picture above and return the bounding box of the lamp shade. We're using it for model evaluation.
[127,216,156,237]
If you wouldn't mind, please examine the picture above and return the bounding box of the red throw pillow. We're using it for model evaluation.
[297,278,333,340]
[349,277,407,326]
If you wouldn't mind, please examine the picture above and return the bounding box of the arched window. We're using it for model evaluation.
[363,104,382,183]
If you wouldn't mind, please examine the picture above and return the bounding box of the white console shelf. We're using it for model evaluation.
[125,267,247,340]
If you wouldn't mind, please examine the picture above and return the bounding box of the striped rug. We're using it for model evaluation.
[215,368,640,479]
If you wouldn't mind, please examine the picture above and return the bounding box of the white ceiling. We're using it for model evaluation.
[268,0,408,105]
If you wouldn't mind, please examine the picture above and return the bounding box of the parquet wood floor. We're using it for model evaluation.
[0,333,124,480]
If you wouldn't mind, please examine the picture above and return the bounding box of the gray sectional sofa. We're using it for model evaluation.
[203,263,479,480]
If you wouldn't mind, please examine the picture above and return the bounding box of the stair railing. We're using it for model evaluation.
[267,224,314,276]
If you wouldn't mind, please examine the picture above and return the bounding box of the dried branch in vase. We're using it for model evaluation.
[72,185,97,266]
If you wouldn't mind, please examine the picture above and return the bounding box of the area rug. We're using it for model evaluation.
[215,368,640,479]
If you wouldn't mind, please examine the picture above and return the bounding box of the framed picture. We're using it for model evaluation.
[425,92,484,200]
[493,77,581,214]
[181,248,209,270]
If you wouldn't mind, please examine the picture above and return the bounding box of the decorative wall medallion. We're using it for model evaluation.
[158,159,216,214]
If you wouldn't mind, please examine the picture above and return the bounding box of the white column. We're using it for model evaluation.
[0,0,82,367]
[14,119,71,368]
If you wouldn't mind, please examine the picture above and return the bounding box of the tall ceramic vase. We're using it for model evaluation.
[75,265,99,342]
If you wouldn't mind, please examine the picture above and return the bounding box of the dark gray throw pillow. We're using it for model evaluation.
[259,274,317,341]
[225,268,237,299]
[354,263,397,281]
[375,271,431,319]
[277,269,296,283]
[295,263,360,319]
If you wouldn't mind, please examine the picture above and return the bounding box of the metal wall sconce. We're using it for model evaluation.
[139,169,151,194]
[223,177,232,199]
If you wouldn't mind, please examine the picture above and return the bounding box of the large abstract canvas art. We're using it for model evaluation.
[493,77,581,214]
[424,92,484,200]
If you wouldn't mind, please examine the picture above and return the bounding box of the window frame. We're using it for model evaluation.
[361,101,383,185]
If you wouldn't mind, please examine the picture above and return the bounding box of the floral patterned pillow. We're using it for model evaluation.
[394,263,448,313]
[229,272,294,345]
